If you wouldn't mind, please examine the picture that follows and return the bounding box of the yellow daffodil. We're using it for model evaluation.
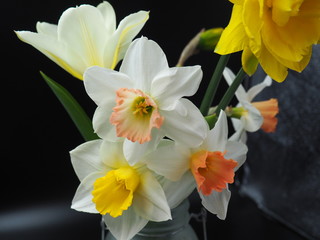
[215,0,320,82]
[16,2,149,80]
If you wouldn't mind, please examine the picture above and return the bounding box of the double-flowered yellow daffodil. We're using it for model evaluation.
[215,0,320,82]
[16,1,149,80]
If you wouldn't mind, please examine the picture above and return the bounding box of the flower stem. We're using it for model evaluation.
[200,54,230,116]
[214,68,247,115]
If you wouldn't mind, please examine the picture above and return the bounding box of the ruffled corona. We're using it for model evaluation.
[252,98,279,132]
[92,166,140,217]
[190,150,238,195]
[110,88,164,144]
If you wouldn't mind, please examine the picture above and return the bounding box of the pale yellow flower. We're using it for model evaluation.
[16,2,149,80]
[215,0,320,82]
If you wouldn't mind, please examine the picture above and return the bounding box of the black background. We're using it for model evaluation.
[1,1,307,240]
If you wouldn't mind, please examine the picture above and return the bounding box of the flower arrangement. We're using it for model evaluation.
[15,1,319,239]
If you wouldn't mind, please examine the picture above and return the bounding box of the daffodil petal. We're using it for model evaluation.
[258,44,288,82]
[203,111,228,152]
[71,172,103,213]
[246,75,272,101]
[57,5,107,68]
[92,99,117,140]
[84,66,133,105]
[146,140,191,181]
[70,139,105,181]
[159,172,196,209]
[103,206,148,240]
[161,99,208,147]
[223,67,248,102]
[133,171,171,222]
[215,4,248,54]
[15,30,84,79]
[151,65,202,110]
[36,22,57,37]
[100,140,129,169]
[119,37,168,92]
[241,100,263,132]
[106,11,149,70]
[224,141,247,171]
[123,130,164,166]
[97,1,116,36]
[199,187,231,220]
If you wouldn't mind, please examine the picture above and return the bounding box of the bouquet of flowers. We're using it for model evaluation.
[15,1,319,239]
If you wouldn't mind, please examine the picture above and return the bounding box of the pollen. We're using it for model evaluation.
[92,167,140,217]
[132,97,153,116]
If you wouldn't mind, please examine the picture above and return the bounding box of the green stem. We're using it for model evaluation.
[214,68,247,115]
[200,54,230,116]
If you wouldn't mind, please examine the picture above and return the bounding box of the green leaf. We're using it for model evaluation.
[40,71,99,141]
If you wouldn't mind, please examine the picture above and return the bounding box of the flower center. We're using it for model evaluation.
[190,150,238,196]
[110,88,164,144]
[92,166,140,217]
[132,96,154,116]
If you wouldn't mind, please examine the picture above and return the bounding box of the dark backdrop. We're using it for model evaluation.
[1,1,308,240]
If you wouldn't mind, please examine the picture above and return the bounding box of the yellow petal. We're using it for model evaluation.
[259,44,288,82]
[242,47,259,76]
[215,5,248,55]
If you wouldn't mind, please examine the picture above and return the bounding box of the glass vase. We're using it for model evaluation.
[104,199,198,240]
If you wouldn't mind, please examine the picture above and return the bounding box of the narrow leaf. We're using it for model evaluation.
[40,71,99,141]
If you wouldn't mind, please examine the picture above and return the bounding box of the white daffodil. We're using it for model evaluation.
[84,37,208,164]
[70,139,172,240]
[222,68,279,141]
[147,111,247,220]
[16,1,149,80]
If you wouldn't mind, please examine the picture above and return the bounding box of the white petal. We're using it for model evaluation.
[146,141,190,181]
[160,172,196,209]
[36,22,57,37]
[70,139,104,181]
[120,37,168,92]
[225,141,248,171]
[133,171,171,222]
[241,101,263,132]
[100,140,128,169]
[203,110,228,152]
[105,11,149,70]
[103,206,148,240]
[223,67,248,102]
[92,99,117,140]
[151,66,202,110]
[97,1,116,36]
[161,99,208,147]
[57,5,108,68]
[84,66,133,105]
[123,129,164,166]
[15,30,84,79]
[71,172,103,213]
[199,188,231,220]
[247,75,272,101]
[228,126,247,143]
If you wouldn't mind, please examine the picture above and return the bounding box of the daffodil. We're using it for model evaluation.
[147,111,248,220]
[70,139,172,240]
[84,37,208,164]
[222,67,279,141]
[16,2,149,80]
[215,0,320,82]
